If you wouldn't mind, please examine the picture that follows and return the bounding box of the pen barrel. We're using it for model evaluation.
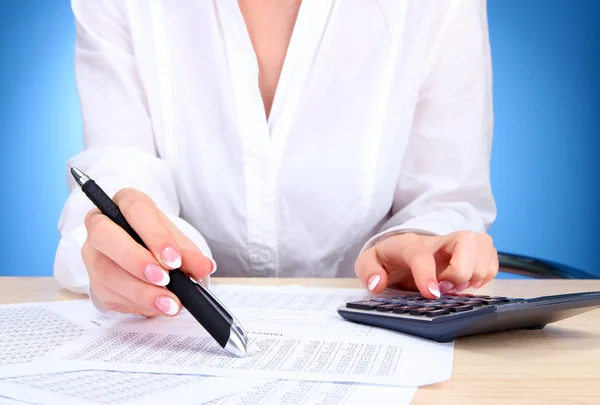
[167,270,232,348]
[81,180,145,247]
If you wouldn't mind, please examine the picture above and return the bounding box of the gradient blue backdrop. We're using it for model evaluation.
[0,0,598,277]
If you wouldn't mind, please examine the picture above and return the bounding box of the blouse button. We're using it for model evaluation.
[255,163,270,178]
[258,250,272,263]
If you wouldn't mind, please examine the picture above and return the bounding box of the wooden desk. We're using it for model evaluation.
[2,277,600,405]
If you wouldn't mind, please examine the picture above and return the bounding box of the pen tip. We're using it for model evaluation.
[69,166,90,187]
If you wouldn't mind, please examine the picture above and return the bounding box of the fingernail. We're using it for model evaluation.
[155,296,179,315]
[161,247,181,269]
[209,258,217,275]
[455,282,471,292]
[144,264,170,286]
[472,280,483,289]
[438,280,454,294]
[427,282,441,298]
[367,274,381,291]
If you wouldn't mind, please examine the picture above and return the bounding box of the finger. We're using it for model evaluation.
[436,232,480,291]
[113,189,182,270]
[159,212,215,280]
[89,278,159,318]
[397,244,440,299]
[483,247,499,285]
[86,244,182,316]
[355,247,388,294]
[374,234,440,298]
[85,209,171,287]
[470,233,493,289]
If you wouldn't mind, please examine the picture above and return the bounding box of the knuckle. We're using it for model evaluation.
[133,285,154,307]
[81,242,103,272]
[409,252,433,270]
[114,187,142,202]
[478,232,494,246]
[399,232,422,245]
[84,209,101,231]
[460,231,481,246]
[85,212,109,238]
[81,241,93,265]
[117,189,153,216]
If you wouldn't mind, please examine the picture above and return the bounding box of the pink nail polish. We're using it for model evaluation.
[209,258,217,275]
[155,296,179,315]
[161,247,182,269]
[472,280,483,289]
[455,282,471,292]
[427,282,441,298]
[144,264,170,286]
[438,280,454,294]
[367,275,381,291]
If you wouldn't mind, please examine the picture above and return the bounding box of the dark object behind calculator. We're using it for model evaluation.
[338,291,600,342]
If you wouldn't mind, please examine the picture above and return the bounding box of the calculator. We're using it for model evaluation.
[337,291,600,342]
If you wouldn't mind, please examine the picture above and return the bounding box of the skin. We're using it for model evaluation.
[82,0,499,316]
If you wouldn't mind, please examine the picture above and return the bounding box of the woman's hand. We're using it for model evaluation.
[355,231,499,298]
[81,188,215,317]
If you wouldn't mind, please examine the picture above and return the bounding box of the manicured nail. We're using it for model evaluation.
[144,264,170,286]
[472,280,483,289]
[367,275,381,291]
[209,258,217,275]
[155,296,179,315]
[161,247,181,269]
[438,280,454,294]
[455,282,471,292]
[427,282,441,298]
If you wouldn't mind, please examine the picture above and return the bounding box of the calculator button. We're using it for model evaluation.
[435,303,463,309]
[346,301,380,310]
[424,308,451,317]
[463,300,485,306]
[449,305,474,313]
[415,299,439,304]
[376,304,397,312]
[392,305,421,314]
[479,298,509,305]
[409,307,439,315]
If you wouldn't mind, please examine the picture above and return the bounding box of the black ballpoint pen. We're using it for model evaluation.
[69,166,248,357]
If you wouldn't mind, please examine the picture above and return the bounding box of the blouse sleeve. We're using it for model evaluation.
[54,0,212,296]
[364,0,497,250]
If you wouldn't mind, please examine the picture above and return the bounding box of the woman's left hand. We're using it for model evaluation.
[354,231,499,298]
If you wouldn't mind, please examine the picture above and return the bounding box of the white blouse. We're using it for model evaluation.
[55,0,496,295]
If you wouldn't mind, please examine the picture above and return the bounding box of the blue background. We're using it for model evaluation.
[0,0,598,277]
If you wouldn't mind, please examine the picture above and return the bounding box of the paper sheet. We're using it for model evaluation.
[3,299,452,386]
[0,300,136,367]
[0,304,86,366]
[0,370,267,405]
[0,396,33,405]
[202,380,418,405]
[209,284,369,312]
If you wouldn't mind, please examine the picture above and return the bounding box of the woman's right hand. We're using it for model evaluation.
[81,188,215,317]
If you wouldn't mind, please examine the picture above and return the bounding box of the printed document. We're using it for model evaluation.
[203,380,417,405]
[2,285,453,387]
[0,371,265,405]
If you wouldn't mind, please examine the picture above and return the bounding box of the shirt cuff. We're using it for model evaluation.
[360,213,479,255]
[360,226,439,255]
